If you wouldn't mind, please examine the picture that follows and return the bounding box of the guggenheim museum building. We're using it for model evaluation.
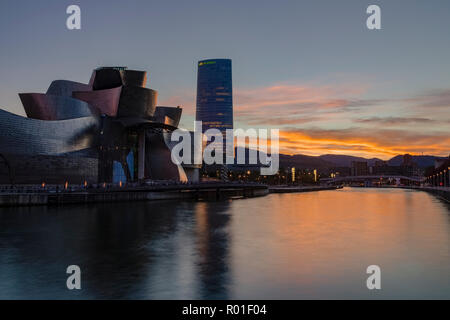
[0,67,199,185]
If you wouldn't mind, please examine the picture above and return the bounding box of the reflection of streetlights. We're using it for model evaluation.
[444,169,447,187]
[448,167,450,187]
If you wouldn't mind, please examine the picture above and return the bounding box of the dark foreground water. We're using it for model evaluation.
[0,187,449,299]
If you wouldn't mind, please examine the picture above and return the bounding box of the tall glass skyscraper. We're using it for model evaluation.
[196,59,233,136]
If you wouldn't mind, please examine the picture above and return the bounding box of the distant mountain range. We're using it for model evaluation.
[318,154,381,167]
[234,147,446,169]
[385,155,441,168]
[281,154,446,169]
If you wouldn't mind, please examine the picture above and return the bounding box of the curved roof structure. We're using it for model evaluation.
[0,109,100,156]
[88,70,96,87]
[92,68,123,90]
[117,86,157,118]
[72,86,122,117]
[121,70,147,87]
[46,80,92,96]
[19,93,93,120]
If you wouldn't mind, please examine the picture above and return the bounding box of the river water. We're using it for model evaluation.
[0,187,449,299]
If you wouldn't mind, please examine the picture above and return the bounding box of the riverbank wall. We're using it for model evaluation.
[404,186,450,202]
[350,185,450,203]
[0,183,269,207]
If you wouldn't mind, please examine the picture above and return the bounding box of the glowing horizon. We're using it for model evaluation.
[165,81,450,160]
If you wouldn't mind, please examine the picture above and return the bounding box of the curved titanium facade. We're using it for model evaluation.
[72,87,122,117]
[0,65,189,185]
[121,70,147,87]
[19,93,93,120]
[92,68,123,90]
[145,132,187,181]
[154,106,182,127]
[117,86,157,118]
[0,109,100,156]
[196,59,233,133]
[46,80,92,96]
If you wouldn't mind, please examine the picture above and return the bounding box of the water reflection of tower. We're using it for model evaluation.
[194,201,231,299]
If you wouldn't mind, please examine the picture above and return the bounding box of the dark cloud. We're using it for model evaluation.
[354,117,436,125]
[405,88,450,109]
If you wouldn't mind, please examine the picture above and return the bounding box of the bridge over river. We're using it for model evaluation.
[322,175,424,186]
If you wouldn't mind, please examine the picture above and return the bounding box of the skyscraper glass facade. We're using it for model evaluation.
[196,59,233,135]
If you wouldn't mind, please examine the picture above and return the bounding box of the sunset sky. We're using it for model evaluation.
[0,0,449,159]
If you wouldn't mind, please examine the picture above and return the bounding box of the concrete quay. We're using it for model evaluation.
[402,186,450,202]
[0,182,269,207]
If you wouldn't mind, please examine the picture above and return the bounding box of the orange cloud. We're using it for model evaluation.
[234,84,371,119]
[160,82,450,158]
[278,128,450,159]
[160,83,371,118]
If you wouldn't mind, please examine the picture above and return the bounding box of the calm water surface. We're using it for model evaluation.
[0,187,449,299]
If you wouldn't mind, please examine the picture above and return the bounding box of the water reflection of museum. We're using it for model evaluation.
[0,67,199,185]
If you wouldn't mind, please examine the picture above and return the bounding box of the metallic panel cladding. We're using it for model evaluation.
[117,86,157,118]
[92,68,123,90]
[46,80,92,96]
[145,132,187,181]
[0,109,100,156]
[19,93,93,120]
[121,70,147,87]
[0,66,188,185]
[72,87,122,117]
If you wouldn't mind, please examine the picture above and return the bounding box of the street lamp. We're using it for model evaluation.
[291,167,296,183]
